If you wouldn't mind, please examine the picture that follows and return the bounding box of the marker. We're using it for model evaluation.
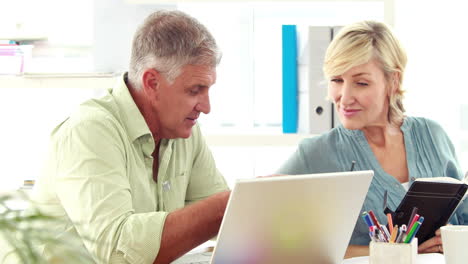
[389,225,398,243]
[371,226,379,241]
[362,212,374,228]
[368,210,388,240]
[408,214,420,231]
[407,207,418,228]
[380,225,391,241]
[396,225,407,243]
[387,213,394,234]
[368,211,380,225]
[375,229,386,242]
[369,232,375,241]
[404,220,422,243]
[405,217,424,243]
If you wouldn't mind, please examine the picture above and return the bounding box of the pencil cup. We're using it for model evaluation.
[369,239,417,264]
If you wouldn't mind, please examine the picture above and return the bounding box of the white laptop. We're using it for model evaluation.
[173,170,373,264]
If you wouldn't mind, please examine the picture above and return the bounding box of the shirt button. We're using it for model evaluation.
[411,177,416,181]
[163,181,171,191]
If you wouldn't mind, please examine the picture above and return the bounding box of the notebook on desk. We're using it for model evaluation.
[173,170,374,264]
[389,178,468,245]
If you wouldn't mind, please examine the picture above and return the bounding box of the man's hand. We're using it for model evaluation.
[418,229,443,253]
[154,190,231,264]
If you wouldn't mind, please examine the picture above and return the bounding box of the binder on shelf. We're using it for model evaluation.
[331,26,343,38]
[308,26,333,134]
[0,44,29,75]
[332,102,340,129]
[331,26,343,129]
[282,25,298,133]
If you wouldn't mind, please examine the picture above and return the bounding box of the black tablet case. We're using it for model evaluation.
[390,181,467,245]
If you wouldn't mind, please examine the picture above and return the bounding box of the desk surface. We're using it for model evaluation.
[174,247,445,264]
[343,253,445,264]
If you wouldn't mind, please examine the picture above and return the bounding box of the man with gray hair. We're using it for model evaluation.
[30,10,230,264]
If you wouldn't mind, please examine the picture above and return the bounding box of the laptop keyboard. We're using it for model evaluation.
[171,252,212,264]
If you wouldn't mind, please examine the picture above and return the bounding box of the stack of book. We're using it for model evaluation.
[0,41,32,75]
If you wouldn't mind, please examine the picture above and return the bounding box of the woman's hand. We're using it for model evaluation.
[418,229,443,253]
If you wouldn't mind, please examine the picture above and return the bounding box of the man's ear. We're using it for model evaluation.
[141,68,162,98]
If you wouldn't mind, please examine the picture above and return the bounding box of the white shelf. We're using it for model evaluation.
[0,74,117,89]
[0,75,315,147]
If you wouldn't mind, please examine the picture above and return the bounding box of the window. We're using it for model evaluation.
[395,0,468,173]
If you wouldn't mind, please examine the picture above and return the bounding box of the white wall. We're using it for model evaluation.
[395,0,468,172]
[2,0,468,191]
[0,86,105,191]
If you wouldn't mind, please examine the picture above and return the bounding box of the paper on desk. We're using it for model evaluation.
[342,253,445,264]
[188,240,216,254]
[342,256,368,264]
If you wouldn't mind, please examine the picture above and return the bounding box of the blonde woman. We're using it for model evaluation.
[278,21,466,257]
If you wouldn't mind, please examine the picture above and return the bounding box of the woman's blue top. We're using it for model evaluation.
[278,116,467,245]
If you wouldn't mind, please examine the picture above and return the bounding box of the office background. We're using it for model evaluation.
[0,0,467,191]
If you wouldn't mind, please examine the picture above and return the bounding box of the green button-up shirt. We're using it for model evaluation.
[31,74,228,264]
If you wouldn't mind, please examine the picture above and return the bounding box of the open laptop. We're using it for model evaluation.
[173,170,374,264]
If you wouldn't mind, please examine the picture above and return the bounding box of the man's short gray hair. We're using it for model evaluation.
[128,10,221,89]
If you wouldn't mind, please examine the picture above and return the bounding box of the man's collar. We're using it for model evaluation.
[112,73,152,143]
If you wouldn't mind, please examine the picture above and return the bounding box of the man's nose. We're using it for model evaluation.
[196,94,210,114]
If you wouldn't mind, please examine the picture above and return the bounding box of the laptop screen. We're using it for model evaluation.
[211,171,373,264]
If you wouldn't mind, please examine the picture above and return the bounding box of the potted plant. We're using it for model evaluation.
[0,192,94,263]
